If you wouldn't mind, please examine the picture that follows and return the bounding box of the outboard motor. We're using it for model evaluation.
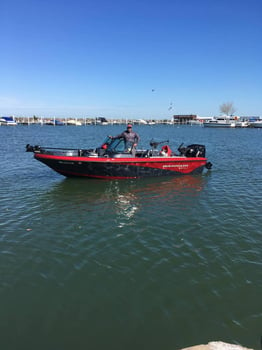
[186,144,206,157]
[178,144,206,157]
[26,144,41,152]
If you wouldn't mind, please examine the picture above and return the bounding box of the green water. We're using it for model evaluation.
[0,125,261,350]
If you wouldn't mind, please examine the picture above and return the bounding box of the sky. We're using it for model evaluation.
[1,0,262,119]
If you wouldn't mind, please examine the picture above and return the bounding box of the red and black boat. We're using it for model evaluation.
[26,137,212,179]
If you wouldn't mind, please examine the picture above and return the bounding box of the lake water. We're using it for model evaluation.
[0,124,261,350]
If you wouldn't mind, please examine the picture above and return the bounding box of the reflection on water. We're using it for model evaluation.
[113,192,138,228]
[42,175,208,228]
[47,174,207,204]
[132,174,207,199]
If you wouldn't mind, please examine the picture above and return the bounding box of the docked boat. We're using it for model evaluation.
[66,119,82,126]
[45,119,65,126]
[26,137,212,179]
[0,116,17,126]
[235,120,250,128]
[249,120,262,128]
[203,117,236,128]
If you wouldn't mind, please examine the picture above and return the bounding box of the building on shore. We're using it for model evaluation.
[172,114,198,124]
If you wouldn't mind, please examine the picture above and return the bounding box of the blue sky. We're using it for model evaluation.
[1,0,262,118]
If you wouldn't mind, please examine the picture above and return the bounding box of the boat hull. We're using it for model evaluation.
[203,122,235,128]
[249,121,262,128]
[34,153,207,179]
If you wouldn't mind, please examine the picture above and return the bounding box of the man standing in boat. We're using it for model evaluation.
[110,124,140,155]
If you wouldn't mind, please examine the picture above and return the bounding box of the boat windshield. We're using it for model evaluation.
[102,137,127,153]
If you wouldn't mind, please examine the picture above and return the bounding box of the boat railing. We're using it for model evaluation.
[26,144,91,157]
[26,143,207,159]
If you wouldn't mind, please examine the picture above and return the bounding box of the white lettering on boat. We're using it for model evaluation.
[162,164,189,168]
[58,161,74,165]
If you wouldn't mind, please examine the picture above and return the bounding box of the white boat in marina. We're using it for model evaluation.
[133,119,148,125]
[203,116,236,128]
[249,120,262,128]
[235,120,250,128]
[66,119,83,126]
[95,117,109,125]
[0,116,17,126]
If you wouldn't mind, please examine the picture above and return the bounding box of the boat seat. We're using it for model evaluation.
[160,145,172,156]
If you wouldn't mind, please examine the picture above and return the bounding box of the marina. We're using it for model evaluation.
[1,114,261,128]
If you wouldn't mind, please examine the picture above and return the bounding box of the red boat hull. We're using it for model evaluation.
[34,153,207,179]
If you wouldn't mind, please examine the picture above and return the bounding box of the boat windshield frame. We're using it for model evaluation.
[103,137,127,153]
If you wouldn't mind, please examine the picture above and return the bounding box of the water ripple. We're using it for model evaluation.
[0,126,261,350]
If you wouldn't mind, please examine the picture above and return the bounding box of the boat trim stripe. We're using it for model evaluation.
[35,153,206,163]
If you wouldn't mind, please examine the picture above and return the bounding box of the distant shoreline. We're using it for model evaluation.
[11,117,188,126]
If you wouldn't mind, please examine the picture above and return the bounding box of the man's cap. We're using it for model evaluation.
[127,124,132,128]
